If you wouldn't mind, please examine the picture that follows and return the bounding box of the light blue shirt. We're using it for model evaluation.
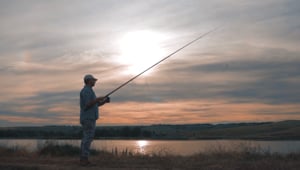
[80,85,99,124]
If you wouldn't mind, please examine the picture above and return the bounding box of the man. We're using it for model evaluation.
[80,74,110,166]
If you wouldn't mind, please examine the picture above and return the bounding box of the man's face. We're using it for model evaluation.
[88,79,97,87]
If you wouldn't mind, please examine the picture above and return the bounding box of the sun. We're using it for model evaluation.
[117,30,167,76]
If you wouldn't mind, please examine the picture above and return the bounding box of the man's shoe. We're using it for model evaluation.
[80,159,96,166]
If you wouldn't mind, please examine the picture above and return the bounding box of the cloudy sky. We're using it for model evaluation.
[0,0,299,126]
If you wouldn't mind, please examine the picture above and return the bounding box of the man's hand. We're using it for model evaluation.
[96,96,110,106]
[104,97,110,103]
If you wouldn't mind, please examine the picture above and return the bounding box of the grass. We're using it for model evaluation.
[0,141,299,170]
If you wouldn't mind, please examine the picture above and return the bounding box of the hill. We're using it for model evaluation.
[0,120,299,140]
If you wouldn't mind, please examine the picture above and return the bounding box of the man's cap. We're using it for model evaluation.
[84,74,97,82]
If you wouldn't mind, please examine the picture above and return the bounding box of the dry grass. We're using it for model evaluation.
[0,142,299,170]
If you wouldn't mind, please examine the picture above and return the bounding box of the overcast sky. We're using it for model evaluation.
[0,0,299,126]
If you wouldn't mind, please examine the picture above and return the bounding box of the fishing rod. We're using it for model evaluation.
[105,27,219,98]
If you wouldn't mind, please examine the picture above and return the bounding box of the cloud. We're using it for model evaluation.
[106,44,300,105]
[0,0,300,126]
[99,99,300,125]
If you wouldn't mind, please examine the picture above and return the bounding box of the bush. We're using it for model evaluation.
[38,143,80,156]
[37,141,103,156]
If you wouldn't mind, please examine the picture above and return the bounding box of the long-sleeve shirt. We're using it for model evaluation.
[80,85,99,124]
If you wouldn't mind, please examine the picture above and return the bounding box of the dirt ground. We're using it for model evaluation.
[1,153,300,170]
[1,155,176,170]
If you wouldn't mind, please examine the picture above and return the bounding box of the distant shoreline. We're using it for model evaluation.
[1,137,300,141]
[1,120,299,140]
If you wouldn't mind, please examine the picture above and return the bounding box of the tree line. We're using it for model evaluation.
[1,120,298,140]
[0,126,154,139]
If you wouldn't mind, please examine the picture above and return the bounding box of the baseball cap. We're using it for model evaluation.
[84,74,97,82]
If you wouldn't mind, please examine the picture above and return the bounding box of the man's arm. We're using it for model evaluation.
[86,97,107,108]
[97,96,110,107]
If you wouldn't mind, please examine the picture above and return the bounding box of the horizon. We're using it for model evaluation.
[1,119,297,128]
[1,0,300,126]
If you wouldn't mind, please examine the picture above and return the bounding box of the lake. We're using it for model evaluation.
[0,139,299,156]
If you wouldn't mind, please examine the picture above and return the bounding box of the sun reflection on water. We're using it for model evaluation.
[136,140,149,154]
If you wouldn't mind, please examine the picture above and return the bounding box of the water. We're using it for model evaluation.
[0,139,299,156]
